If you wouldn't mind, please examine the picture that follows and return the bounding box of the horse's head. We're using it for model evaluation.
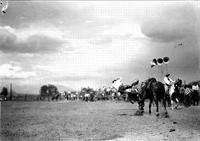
[127,91,140,103]
[175,79,182,87]
[136,81,148,100]
[140,81,146,91]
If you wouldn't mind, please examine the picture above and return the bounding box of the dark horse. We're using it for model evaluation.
[52,93,61,101]
[138,78,168,116]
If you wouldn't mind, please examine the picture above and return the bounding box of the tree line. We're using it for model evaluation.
[39,84,60,101]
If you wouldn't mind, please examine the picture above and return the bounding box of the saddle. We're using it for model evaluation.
[131,80,139,86]
[146,78,156,90]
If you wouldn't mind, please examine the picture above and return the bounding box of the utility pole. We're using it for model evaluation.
[10,83,12,101]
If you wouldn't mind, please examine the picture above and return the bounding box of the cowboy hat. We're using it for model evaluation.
[166,74,170,77]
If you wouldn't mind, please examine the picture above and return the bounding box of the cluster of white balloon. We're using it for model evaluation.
[0,0,8,14]
[150,57,170,80]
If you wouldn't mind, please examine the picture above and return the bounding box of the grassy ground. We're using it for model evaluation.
[1,100,200,141]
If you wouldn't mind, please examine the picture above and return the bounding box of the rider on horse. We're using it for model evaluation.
[164,74,175,95]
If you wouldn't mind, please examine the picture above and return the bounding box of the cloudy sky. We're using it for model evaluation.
[0,1,200,93]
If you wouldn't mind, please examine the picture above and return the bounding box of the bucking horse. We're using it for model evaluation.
[137,78,168,117]
[112,77,168,117]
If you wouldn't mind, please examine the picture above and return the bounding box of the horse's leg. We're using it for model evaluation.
[175,98,179,109]
[149,98,153,114]
[187,95,191,106]
[168,96,171,107]
[137,99,144,113]
[171,99,174,110]
[155,99,159,116]
[166,93,171,107]
[162,96,168,116]
[171,93,175,110]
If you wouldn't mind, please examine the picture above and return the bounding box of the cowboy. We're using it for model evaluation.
[164,74,175,95]
[112,77,122,91]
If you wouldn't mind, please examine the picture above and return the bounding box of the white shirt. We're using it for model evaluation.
[164,76,175,86]
[112,79,122,90]
[192,85,199,91]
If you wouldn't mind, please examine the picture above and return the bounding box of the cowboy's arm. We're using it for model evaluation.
[169,78,175,83]
[164,77,170,85]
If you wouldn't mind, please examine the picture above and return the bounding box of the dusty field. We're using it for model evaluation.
[1,100,200,141]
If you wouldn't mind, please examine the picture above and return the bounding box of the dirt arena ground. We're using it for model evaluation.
[1,100,200,141]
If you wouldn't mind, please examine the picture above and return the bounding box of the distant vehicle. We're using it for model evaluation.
[0,95,7,101]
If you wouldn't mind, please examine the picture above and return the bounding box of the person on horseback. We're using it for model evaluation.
[164,74,175,95]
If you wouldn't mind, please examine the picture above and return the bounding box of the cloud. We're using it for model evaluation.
[89,37,112,45]
[0,63,36,79]
[1,1,200,93]
[0,25,69,54]
[1,1,95,31]
[139,2,200,70]
[141,4,198,42]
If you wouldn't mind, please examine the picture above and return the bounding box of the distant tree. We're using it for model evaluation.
[48,84,59,101]
[40,84,59,101]
[40,85,48,101]
[1,87,8,98]
[48,84,58,96]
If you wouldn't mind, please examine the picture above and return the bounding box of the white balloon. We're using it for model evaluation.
[164,61,169,64]
[1,1,8,14]
[150,61,156,66]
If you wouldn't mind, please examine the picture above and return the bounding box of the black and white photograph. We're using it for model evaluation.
[0,0,200,140]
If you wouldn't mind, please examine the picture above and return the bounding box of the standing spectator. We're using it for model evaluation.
[184,85,192,107]
[191,83,199,105]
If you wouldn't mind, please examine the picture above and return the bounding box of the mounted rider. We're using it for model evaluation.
[164,74,175,95]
